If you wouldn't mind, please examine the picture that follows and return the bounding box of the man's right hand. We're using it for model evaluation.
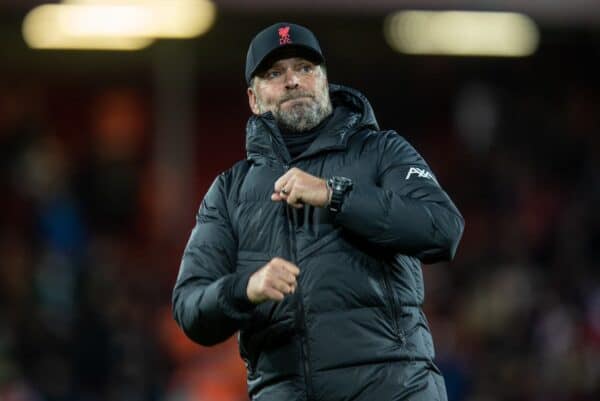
[247,257,300,304]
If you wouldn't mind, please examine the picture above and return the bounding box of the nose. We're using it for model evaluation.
[284,68,300,89]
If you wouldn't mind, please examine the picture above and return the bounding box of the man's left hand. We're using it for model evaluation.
[272,167,330,209]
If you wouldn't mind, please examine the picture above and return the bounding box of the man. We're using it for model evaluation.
[173,22,464,401]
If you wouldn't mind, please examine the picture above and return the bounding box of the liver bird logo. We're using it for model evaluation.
[278,26,292,45]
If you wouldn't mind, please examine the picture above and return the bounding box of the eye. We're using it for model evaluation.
[265,70,281,79]
[300,64,313,73]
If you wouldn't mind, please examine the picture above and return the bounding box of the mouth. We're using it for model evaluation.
[280,96,313,105]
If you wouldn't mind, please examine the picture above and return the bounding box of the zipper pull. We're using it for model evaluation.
[399,330,407,346]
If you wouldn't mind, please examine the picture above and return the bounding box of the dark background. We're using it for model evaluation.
[1,1,599,401]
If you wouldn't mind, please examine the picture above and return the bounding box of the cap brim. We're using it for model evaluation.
[252,45,324,79]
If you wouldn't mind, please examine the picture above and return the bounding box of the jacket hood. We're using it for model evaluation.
[245,84,379,161]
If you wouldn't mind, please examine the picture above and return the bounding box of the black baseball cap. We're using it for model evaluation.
[245,22,325,85]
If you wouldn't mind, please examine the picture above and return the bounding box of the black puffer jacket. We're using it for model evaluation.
[172,84,464,401]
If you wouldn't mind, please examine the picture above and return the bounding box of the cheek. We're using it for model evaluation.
[258,91,281,108]
[312,80,328,102]
[318,76,328,91]
[308,77,325,95]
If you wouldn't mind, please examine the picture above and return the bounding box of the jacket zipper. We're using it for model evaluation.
[381,267,406,345]
[280,161,314,401]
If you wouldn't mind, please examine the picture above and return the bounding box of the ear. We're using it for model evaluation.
[247,87,260,115]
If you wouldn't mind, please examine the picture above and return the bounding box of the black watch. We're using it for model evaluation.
[327,176,353,213]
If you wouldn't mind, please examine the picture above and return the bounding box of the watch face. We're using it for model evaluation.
[332,176,352,189]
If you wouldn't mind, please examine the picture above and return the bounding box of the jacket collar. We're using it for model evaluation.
[245,84,379,163]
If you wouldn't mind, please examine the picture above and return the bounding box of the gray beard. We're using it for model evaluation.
[274,98,333,133]
[258,92,333,133]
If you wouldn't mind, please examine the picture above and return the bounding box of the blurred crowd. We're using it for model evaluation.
[1,53,599,401]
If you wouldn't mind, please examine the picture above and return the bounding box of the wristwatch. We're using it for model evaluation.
[327,176,353,213]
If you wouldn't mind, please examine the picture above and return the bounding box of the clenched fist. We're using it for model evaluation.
[272,167,331,209]
[247,257,300,304]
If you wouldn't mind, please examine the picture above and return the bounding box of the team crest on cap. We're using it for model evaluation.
[278,26,292,45]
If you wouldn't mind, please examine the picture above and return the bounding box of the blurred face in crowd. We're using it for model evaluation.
[248,57,332,133]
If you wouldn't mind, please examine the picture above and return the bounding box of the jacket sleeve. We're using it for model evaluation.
[334,131,464,263]
[172,172,255,346]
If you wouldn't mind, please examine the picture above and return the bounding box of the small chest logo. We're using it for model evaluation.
[278,26,292,45]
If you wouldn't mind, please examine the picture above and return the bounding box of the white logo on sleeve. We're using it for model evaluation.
[405,167,437,183]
